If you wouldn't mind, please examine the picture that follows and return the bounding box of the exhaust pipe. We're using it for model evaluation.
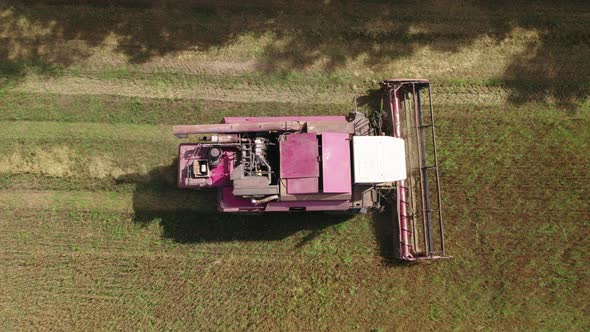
[251,195,279,205]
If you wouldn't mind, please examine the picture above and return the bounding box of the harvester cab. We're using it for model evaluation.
[173,79,447,261]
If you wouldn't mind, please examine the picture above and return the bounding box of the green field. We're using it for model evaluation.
[0,1,589,330]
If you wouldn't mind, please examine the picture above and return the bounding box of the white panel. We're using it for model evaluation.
[352,136,407,183]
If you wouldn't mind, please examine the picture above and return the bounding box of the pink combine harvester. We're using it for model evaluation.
[173,79,447,261]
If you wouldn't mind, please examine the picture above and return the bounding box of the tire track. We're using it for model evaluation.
[14,76,354,104]
[17,75,587,107]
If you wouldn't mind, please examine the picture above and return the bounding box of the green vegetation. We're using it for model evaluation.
[0,1,588,330]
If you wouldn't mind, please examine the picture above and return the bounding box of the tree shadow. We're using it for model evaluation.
[1,1,587,109]
[0,45,61,90]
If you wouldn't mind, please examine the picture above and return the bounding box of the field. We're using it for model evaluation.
[0,1,589,330]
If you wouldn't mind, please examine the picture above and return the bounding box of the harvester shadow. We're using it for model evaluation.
[117,163,352,248]
[118,163,410,264]
[355,89,382,117]
[370,210,403,266]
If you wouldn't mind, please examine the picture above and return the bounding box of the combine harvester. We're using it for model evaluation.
[173,79,447,261]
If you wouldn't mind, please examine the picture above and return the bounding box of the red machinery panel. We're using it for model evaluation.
[321,132,351,193]
[287,178,319,194]
[279,133,319,179]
